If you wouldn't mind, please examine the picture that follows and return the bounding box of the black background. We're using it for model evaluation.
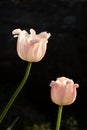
[0,0,87,130]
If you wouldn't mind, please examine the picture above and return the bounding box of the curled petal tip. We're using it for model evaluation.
[30,29,36,35]
[49,81,56,87]
[74,84,79,88]
[12,29,22,35]
[47,33,51,38]
[12,33,18,38]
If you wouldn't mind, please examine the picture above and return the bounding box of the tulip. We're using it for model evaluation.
[50,77,79,105]
[12,28,51,62]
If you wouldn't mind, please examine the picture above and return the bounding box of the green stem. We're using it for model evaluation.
[56,105,63,130]
[0,62,32,123]
[7,117,19,130]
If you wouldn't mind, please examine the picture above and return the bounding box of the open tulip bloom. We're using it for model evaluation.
[12,28,51,62]
[50,77,79,130]
[0,28,51,123]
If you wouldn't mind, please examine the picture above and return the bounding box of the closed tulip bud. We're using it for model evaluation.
[12,28,51,62]
[50,77,79,105]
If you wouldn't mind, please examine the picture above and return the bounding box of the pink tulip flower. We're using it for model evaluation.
[50,77,79,105]
[12,28,51,62]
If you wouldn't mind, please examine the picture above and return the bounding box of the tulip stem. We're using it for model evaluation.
[6,116,19,130]
[56,105,63,130]
[0,62,32,123]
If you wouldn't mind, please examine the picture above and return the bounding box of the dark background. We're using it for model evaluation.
[0,0,87,130]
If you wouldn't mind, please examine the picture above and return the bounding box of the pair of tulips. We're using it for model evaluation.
[12,28,79,106]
